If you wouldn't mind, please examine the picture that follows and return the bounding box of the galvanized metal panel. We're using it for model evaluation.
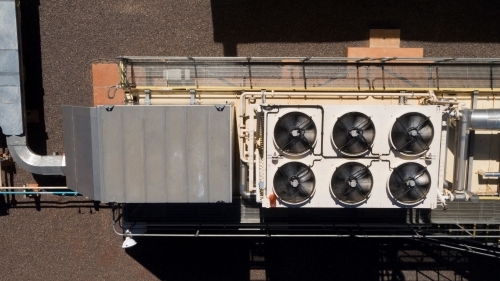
[65,105,233,203]
[143,106,168,202]
[165,106,189,202]
[0,1,18,50]
[99,107,126,202]
[186,107,210,202]
[0,86,22,135]
[73,107,98,198]
[208,106,232,202]
[62,106,101,200]
[0,1,23,136]
[122,107,146,202]
[62,106,77,191]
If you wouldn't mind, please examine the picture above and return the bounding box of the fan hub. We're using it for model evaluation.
[408,129,418,137]
[290,129,302,137]
[348,179,357,187]
[406,179,416,187]
[349,129,360,137]
[290,178,300,188]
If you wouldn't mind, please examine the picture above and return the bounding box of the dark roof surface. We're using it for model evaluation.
[1,1,500,280]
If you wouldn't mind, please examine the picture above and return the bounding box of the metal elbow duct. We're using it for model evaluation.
[6,136,65,176]
[469,109,500,130]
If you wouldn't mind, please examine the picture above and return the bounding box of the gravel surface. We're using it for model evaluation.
[2,1,500,280]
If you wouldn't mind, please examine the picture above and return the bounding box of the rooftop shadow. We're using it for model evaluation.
[211,0,500,56]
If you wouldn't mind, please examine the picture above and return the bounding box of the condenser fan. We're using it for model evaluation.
[274,112,317,155]
[273,162,315,204]
[388,162,431,204]
[332,112,375,156]
[391,112,434,156]
[330,162,373,204]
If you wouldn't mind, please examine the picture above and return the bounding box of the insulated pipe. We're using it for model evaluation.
[477,169,500,178]
[239,162,251,200]
[469,109,500,130]
[239,91,436,127]
[0,186,69,190]
[453,109,471,193]
[6,136,65,175]
[0,191,78,195]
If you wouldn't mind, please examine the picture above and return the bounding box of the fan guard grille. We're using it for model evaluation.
[273,112,317,155]
[330,162,373,204]
[390,112,434,156]
[388,162,431,204]
[332,112,375,156]
[273,162,315,204]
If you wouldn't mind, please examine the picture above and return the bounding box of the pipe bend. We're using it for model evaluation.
[7,136,65,176]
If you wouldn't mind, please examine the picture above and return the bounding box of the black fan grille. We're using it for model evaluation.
[388,162,431,204]
[273,162,315,204]
[274,112,317,155]
[332,112,375,156]
[391,112,434,155]
[330,162,373,204]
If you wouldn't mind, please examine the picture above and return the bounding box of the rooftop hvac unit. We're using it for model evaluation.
[262,105,442,209]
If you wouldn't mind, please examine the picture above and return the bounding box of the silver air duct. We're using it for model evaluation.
[469,109,500,130]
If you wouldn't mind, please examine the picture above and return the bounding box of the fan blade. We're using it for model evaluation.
[414,174,430,187]
[277,116,294,132]
[298,182,314,197]
[361,129,375,143]
[415,116,431,131]
[295,115,312,130]
[353,116,370,129]
[417,126,433,141]
[303,130,317,144]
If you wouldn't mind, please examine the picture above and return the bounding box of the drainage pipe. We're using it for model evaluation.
[453,109,470,194]
[239,162,251,200]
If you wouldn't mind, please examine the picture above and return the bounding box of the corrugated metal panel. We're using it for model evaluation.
[63,105,233,203]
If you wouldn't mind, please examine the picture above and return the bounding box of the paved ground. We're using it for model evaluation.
[1,1,500,280]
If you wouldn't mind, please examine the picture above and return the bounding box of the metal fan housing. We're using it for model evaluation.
[331,162,373,205]
[273,162,316,205]
[388,162,432,205]
[390,112,434,156]
[332,112,376,156]
[273,111,317,156]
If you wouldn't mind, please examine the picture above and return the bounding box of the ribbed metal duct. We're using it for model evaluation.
[469,109,500,130]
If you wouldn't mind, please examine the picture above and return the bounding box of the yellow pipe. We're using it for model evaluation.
[479,196,500,200]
